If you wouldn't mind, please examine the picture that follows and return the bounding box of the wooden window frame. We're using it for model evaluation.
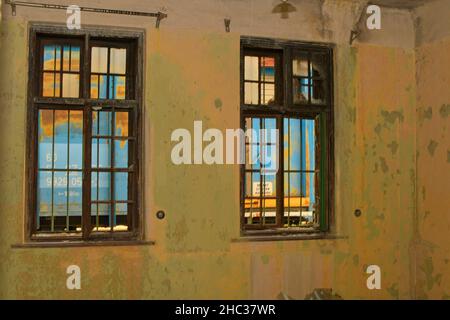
[25,24,145,242]
[240,36,335,237]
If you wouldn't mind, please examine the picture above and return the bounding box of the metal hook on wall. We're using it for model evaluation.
[224,18,231,33]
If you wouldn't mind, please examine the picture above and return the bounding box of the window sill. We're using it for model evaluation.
[232,232,348,243]
[11,240,155,249]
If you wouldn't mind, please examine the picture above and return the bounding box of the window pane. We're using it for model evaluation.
[43,45,56,71]
[110,76,126,99]
[97,172,111,201]
[42,72,55,97]
[261,83,275,105]
[260,57,275,82]
[293,53,309,77]
[110,48,127,74]
[69,111,83,170]
[71,46,81,72]
[114,173,128,201]
[91,203,111,231]
[62,73,79,98]
[91,138,111,168]
[244,82,258,105]
[115,203,128,231]
[38,110,54,169]
[63,46,71,71]
[68,171,82,231]
[91,47,108,73]
[52,171,67,231]
[244,56,258,81]
[37,171,52,231]
[114,140,129,168]
[283,118,301,171]
[311,52,327,78]
[115,112,129,137]
[311,79,326,104]
[302,119,316,171]
[293,78,309,104]
[53,110,69,169]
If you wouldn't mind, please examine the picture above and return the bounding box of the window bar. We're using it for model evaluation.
[111,109,115,232]
[262,118,267,226]
[66,111,70,232]
[287,118,291,227]
[299,119,304,226]
[50,110,55,232]
[308,52,312,105]
[95,114,100,230]
[59,46,64,98]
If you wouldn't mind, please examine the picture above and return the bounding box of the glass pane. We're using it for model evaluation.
[99,75,108,99]
[244,56,258,81]
[98,139,111,168]
[54,73,61,97]
[42,72,55,97]
[115,112,129,137]
[90,75,99,99]
[115,203,128,231]
[110,48,127,74]
[37,171,52,226]
[91,138,111,168]
[43,45,56,71]
[38,110,54,169]
[97,172,111,201]
[284,118,301,171]
[311,79,326,104]
[293,53,309,77]
[53,171,67,221]
[69,111,83,170]
[71,46,81,72]
[114,172,128,201]
[55,47,61,71]
[91,47,108,73]
[311,53,327,78]
[99,111,112,136]
[91,203,111,230]
[244,82,258,105]
[261,83,275,105]
[114,140,129,168]
[300,172,316,225]
[68,171,82,232]
[302,119,316,171]
[53,110,69,169]
[110,76,126,99]
[260,57,275,82]
[293,78,309,104]
[62,73,79,98]
[63,46,71,71]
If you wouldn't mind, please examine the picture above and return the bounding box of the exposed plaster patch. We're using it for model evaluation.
[439,104,450,118]
[387,141,399,155]
[214,98,223,110]
[427,140,438,156]
[381,110,404,125]
[379,157,389,173]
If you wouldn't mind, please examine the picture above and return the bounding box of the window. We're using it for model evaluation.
[240,37,333,235]
[26,26,143,241]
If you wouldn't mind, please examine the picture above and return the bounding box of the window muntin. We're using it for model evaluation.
[90,46,128,100]
[243,54,280,106]
[30,30,141,240]
[41,43,81,98]
[241,40,332,234]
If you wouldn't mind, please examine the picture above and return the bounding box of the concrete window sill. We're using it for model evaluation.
[11,240,155,249]
[232,232,348,243]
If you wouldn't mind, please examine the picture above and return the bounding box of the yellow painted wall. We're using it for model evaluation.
[0,0,447,299]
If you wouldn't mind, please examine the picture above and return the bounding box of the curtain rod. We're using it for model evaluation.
[4,0,168,28]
